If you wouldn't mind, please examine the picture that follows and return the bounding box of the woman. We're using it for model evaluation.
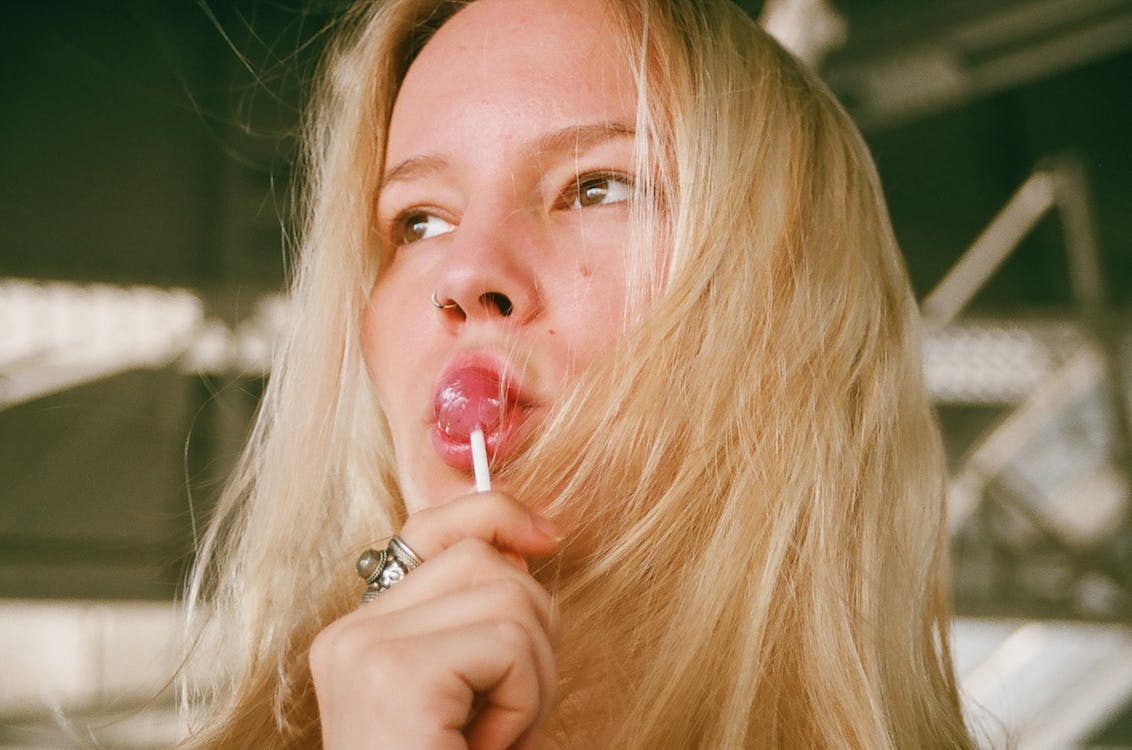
[180,0,975,748]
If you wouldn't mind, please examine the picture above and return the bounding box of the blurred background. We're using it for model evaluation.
[1,0,1129,747]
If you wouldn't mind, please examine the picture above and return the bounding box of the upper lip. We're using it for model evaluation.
[430,349,537,422]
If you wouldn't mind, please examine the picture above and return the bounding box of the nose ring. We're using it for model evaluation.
[431,290,459,310]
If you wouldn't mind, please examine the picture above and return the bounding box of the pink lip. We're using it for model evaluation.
[431,355,533,471]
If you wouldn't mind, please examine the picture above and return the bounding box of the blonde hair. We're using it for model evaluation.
[179,1,974,748]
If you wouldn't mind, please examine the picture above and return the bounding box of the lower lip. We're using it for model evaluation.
[431,407,527,470]
[430,365,532,471]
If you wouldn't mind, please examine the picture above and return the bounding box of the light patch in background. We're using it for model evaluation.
[0,280,202,409]
[759,0,848,67]
[955,618,1132,749]
[0,600,185,750]
[2,278,1104,407]
[0,278,288,409]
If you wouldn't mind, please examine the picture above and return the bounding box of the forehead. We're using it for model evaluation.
[386,0,637,159]
[415,0,624,67]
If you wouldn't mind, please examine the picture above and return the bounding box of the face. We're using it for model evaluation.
[362,0,641,512]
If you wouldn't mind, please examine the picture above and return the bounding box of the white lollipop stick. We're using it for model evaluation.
[470,426,492,493]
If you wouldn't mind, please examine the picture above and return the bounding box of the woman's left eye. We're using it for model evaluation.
[567,173,634,209]
[394,211,455,245]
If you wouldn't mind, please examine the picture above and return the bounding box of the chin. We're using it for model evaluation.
[398,465,471,512]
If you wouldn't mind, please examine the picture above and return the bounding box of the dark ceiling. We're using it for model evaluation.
[3,0,1129,307]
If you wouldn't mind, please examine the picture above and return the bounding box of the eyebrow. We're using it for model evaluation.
[380,120,636,189]
[535,120,636,161]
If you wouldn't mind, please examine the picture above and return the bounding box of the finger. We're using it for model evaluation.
[311,616,553,750]
[358,578,557,707]
[507,727,542,750]
[368,552,558,637]
[399,492,562,562]
[358,537,551,622]
[422,620,551,750]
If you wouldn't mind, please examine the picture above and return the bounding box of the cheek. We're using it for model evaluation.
[556,261,631,371]
[359,292,388,409]
[361,279,420,408]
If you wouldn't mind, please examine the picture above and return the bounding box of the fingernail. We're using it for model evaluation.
[530,512,562,541]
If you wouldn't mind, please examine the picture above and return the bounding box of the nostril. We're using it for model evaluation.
[480,292,513,317]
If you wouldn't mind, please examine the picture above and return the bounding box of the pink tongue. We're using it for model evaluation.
[436,369,505,440]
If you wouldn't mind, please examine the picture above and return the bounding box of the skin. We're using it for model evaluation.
[311,1,641,747]
[363,0,638,513]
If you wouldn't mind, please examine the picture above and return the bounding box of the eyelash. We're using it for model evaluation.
[385,170,635,248]
[561,170,635,209]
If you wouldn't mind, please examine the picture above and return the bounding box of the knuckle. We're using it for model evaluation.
[309,619,344,669]
[488,492,530,527]
[451,535,495,562]
[491,617,532,651]
[308,633,330,676]
[451,539,512,588]
[358,642,408,680]
[309,616,398,677]
[490,577,532,611]
[480,490,515,514]
[398,512,431,547]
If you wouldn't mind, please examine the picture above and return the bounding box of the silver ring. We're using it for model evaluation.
[356,534,424,603]
[431,289,459,310]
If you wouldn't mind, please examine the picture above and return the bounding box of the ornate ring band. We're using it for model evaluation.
[356,534,424,604]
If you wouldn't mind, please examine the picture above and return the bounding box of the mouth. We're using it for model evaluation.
[431,356,534,471]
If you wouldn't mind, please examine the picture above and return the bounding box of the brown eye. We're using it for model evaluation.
[569,173,633,209]
[397,212,455,245]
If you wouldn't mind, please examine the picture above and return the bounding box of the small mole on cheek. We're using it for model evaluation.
[577,263,592,278]
[547,329,556,336]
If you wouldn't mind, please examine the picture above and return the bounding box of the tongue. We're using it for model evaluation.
[436,369,505,441]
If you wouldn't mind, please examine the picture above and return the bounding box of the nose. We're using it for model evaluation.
[431,214,541,325]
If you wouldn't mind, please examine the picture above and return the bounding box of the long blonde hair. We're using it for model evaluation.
[180,1,974,748]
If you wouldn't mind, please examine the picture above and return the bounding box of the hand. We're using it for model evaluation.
[310,492,562,750]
